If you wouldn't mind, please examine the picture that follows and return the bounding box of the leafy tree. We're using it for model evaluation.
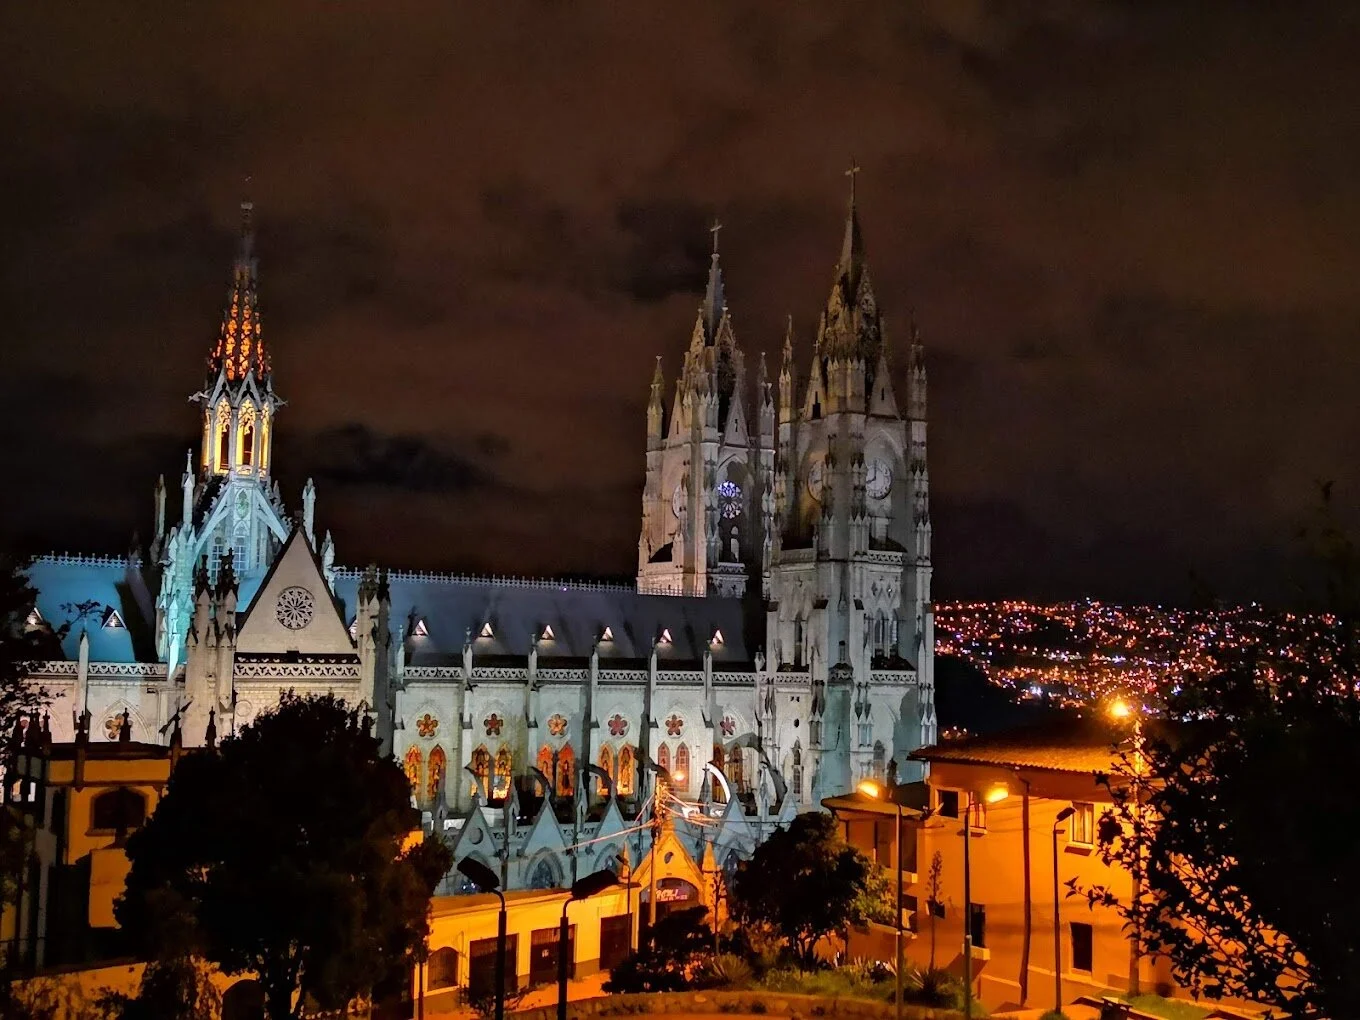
[99,955,222,1020]
[730,812,890,967]
[603,906,714,993]
[1,555,58,1002]
[116,692,451,1020]
[1073,499,1360,1019]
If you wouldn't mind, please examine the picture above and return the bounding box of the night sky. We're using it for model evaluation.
[4,3,1359,603]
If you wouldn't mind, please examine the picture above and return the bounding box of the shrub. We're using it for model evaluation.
[700,953,755,989]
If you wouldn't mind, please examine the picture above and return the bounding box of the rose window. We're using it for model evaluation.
[484,714,503,737]
[720,716,736,737]
[547,713,568,737]
[416,713,438,738]
[275,586,315,630]
[718,480,742,519]
[665,714,683,737]
[608,715,628,737]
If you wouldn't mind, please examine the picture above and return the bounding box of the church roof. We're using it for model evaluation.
[27,556,157,662]
[332,570,756,667]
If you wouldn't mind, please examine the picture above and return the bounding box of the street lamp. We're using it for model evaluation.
[963,784,1009,1019]
[857,778,906,1020]
[457,857,508,1020]
[558,869,620,1020]
[1052,806,1076,1013]
[1108,697,1145,995]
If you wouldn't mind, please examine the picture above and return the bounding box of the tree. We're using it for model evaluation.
[1,556,58,1003]
[117,692,452,1020]
[925,850,944,971]
[99,955,222,1020]
[730,812,890,966]
[603,906,713,993]
[1073,500,1360,1018]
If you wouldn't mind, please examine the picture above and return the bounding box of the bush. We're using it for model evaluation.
[603,907,714,994]
[699,953,756,989]
[898,965,964,1010]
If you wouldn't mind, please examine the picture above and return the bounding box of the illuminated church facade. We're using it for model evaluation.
[23,188,935,892]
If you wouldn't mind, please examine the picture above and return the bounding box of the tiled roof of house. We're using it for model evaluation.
[909,715,1146,775]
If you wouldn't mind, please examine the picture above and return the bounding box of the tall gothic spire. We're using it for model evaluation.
[838,162,867,297]
[701,218,726,345]
[818,164,882,368]
[207,200,269,383]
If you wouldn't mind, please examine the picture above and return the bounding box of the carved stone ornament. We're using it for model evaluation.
[275,586,315,630]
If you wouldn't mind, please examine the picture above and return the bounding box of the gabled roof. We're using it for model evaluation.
[331,571,757,667]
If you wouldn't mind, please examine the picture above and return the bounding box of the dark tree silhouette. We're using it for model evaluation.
[117,692,451,1020]
[730,812,889,966]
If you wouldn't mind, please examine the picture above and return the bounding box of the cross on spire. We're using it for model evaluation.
[845,158,861,207]
[709,217,723,255]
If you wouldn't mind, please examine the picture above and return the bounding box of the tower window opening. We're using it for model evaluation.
[241,422,255,466]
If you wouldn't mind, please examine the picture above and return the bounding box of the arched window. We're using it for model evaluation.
[529,856,560,890]
[239,402,256,467]
[727,746,745,793]
[259,407,271,471]
[91,787,147,835]
[675,743,691,792]
[470,746,491,798]
[494,746,513,799]
[428,948,459,992]
[215,401,231,473]
[427,745,447,805]
[536,745,554,790]
[557,744,575,797]
[617,746,636,796]
[403,746,423,802]
[657,743,670,775]
[711,743,727,803]
[597,746,615,796]
[793,617,806,667]
[872,740,886,781]
[791,741,803,801]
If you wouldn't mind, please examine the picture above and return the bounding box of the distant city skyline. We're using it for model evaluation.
[4,4,1359,602]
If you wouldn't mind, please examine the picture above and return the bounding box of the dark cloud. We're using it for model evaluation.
[3,1,1359,602]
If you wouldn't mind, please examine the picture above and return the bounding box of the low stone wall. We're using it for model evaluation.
[511,990,960,1020]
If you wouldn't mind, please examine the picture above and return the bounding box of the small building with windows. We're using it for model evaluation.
[2,718,186,972]
[828,717,1191,1015]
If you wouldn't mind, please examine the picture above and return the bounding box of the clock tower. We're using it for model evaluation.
[765,173,935,798]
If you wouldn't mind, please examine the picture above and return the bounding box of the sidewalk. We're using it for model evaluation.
[419,972,612,1020]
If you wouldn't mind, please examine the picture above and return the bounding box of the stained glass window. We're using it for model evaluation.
[617,746,636,796]
[675,743,691,791]
[536,744,553,784]
[427,745,447,805]
[403,745,423,801]
[470,746,491,798]
[598,746,615,796]
[494,746,513,798]
[658,743,670,774]
[557,744,575,797]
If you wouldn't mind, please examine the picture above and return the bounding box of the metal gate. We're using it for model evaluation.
[600,914,631,970]
[468,933,519,1002]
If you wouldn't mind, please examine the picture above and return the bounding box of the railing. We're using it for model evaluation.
[37,552,137,568]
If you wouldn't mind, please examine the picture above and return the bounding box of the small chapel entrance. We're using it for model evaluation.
[639,877,703,943]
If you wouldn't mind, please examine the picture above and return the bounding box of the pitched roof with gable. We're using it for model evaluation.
[331,571,757,668]
[27,556,157,662]
[909,715,1141,776]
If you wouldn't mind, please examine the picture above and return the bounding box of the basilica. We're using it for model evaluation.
[23,187,936,895]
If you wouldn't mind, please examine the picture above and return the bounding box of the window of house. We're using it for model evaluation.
[1069,802,1095,846]
[969,904,987,949]
[1070,921,1094,972]
[428,947,459,991]
[90,787,147,835]
[936,789,960,818]
[903,894,919,932]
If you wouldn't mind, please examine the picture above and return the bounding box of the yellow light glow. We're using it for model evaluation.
[984,785,1009,804]
[857,779,884,799]
[673,771,686,783]
[1109,698,1133,720]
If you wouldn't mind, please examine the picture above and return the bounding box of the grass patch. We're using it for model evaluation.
[1125,994,1209,1020]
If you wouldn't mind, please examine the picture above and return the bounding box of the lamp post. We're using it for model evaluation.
[963,785,1009,1019]
[457,857,508,1020]
[1052,806,1075,1013]
[857,779,905,1020]
[558,870,619,1020]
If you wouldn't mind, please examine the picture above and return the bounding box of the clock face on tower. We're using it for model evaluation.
[866,459,894,501]
[671,483,686,518]
[806,459,825,502]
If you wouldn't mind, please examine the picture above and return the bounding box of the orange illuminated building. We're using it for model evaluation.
[827,717,1219,1015]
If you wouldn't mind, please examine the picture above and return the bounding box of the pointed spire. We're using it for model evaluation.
[207,200,268,383]
[701,218,726,345]
[650,356,665,397]
[839,160,865,289]
[782,315,794,366]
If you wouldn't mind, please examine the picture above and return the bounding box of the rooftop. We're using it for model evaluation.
[909,714,1147,775]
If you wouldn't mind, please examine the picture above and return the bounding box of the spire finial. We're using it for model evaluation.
[709,217,723,255]
[845,158,861,208]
